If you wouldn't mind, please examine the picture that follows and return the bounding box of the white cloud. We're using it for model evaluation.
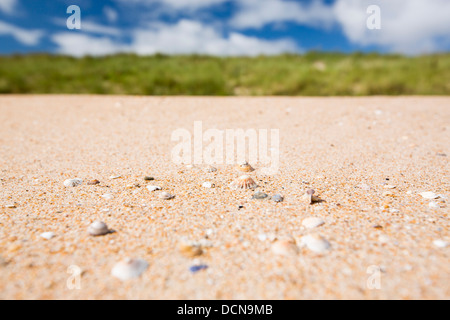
[103,6,118,23]
[230,0,335,29]
[0,0,17,15]
[0,20,43,45]
[114,0,228,10]
[333,0,450,54]
[51,20,299,57]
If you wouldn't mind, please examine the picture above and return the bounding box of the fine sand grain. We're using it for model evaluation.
[0,95,448,299]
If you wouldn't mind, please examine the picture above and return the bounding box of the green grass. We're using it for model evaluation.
[0,52,449,95]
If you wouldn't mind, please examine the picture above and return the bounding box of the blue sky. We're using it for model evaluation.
[0,0,449,56]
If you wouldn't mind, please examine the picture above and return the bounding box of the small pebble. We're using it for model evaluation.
[159,192,175,200]
[252,191,268,200]
[143,176,154,181]
[87,180,100,185]
[64,179,83,187]
[111,258,148,281]
[419,192,439,199]
[202,182,215,188]
[302,217,325,229]
[189,265,208,273]
[271,239,299,256]
[40,232,55,240]
[146,185,161,192]
[271,194,284,202]
[300,234,331,253]
[179,241,203,257]
[433,240,448,248]
[88,221,110,236]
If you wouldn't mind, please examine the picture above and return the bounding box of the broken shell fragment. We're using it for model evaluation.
[419,192,439,199]
[271,239,299,256]
[230,175,258,190]
[111,258,148,281]
[146,185,161,192]
[302,189,322,204]
[235,161,255,172]
[40,232,55,240]
[87,180,100,185]
[64,179,83,187]
[88,221,110,236]
[202,182,215,188]
[159,192,175,200]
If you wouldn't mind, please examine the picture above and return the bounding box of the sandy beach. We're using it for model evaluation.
[0,95,448,300]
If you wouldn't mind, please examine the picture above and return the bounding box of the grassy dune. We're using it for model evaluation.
[0,52,449,95]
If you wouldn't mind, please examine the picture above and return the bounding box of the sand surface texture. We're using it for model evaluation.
[0,96,448,299]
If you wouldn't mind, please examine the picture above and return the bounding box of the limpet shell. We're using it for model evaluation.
[159,192,175,200]
[235,161,255,172]
[271,239,299,256]
[64,178,83,187]
[88,221,110,236]
[301,217,325,229]
[111,258,148,281]
[230,175,258,190]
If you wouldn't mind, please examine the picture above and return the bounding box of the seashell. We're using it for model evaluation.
[146,185,161,192]
[384,184,396,189]
[87,180,100,185]
[271,239,299,256]
[271,194,284,202]
[252,191,268,199]
[300,234,331,253]
[202,182,215,188]
[419,192,439,199]
[428,202,440,209]
[204,166,217,173]
[159,192,175,200]
[5,204,16,209]
[64,178,83,187]
[433,240,448,248]
[230,175,258,190]
[302,189,322,204]
[143,176,154,181]
[111,258,148,281]
[301,217,325,229]
[88,221,110,236]
[109,175,122,180]
[179,241,203,257]
[235,161,255,172]
[102,193,114,200]
[40,232,55,240]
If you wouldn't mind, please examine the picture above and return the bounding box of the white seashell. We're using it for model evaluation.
[159,192,175,200]
[300,234,331,253]
[428,202,440,209]
[419,192,439,199]
[102,194,114,200]
[109,175,122,179]
[5,204,16,208]
[301,217,325,229]
[202,182,215,188]
[64,179,83,187]
[146,185,161,192]
[433,240,448,248]
[271,239,299,256]
[40,232,55,240]
[384,185,396,189]
[88,221,110,236]
[111,258,148,281]
[230,175,258,190]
